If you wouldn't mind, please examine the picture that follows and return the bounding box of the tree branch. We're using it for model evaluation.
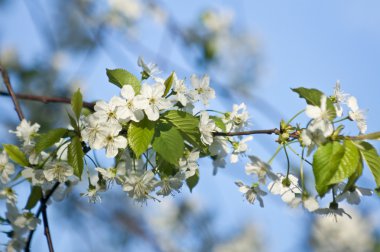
[0,65,25,120]
[0,91,95,110]
[0,66,58,252]
[213,128,280,136]
[25,182,60,252]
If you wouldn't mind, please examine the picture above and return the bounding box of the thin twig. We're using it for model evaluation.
[25,182,60,252]
[0,65,25,120]
[41,202,55,252]
[0,66,58,252]
[213,128,280,137]
[0,91,95,110]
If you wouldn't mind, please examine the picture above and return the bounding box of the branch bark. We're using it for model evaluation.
[0,65,25,120]
[0,90,95,110]
[0,65,57,252]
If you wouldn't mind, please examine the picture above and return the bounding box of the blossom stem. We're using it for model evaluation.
[286,109,305,125]
[333,116,349,124]
[300,148,305,192]
[287,145,312,166]
[283,144,290,178]
[267,144,283,165]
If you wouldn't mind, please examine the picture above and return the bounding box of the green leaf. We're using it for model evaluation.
[67,112,79,133]
[71,89,83,120]
[128,118,155,158]
[3,144,29,167]
[328,140,360,185]
[186,170,199,192]
[162,110,205,150]
[163,72,174,97]
[210,116,226,132]
[313,141,345,196]
[35,128,68,154]
[344,157,363,192]
[358,141,380,188]
[292,87,336,119]
[68,136,84,179]
[106,68,141,93]
[156,155,178,176]
[152,123,184,165]
[25,186,42,210]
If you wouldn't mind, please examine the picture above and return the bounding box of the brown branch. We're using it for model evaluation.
[0,66,58,252]
[41,202,55,252]
[25,182,60,252]
[213,128,280,137]
[0,91,95,110]
[0,65,25,120]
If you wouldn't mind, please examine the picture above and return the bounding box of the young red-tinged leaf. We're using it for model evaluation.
[68,136,84,179]
[25,186,42,210]
[71,89,83,120]
[3,144,29,167]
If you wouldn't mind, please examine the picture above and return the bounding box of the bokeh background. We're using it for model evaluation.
[1,1,380,251]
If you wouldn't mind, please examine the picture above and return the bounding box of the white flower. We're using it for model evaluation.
[95,166,125,186]
[288,195,319,212]
[81,114,109,149]
[312,207,374,252]
[81,186,101,203]
[0,187,17,204]
[190,74,215,106]
[224,103,249,132]
[116,85,145,122]
[9,119,40,145]
[268,174,301,203]
[314,203,352,221]
[172,73,190,106]
[21,167,46,186]
[6,236,26,252]
[305,95,334,137]
[6,203,40,235]
[199,111,216,145]
[245,155,276,184]
[179,150,200,179]
[93,96,125,124]
[43,161,73,183]
[98,123,128,158]
[230,136,253,163]
[332,81,348,117]
[138,56,161,79]
[347,96,367,134]
[135,83,172,121]
[235,181,267,207]
[0,151,15,183]
[122,170,157,202]
[156,173,184,196]
[335,183,372,205]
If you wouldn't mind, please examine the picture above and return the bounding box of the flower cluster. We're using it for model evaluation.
[1,58,379,251]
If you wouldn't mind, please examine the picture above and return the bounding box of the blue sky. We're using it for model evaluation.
[1,1,380,251]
